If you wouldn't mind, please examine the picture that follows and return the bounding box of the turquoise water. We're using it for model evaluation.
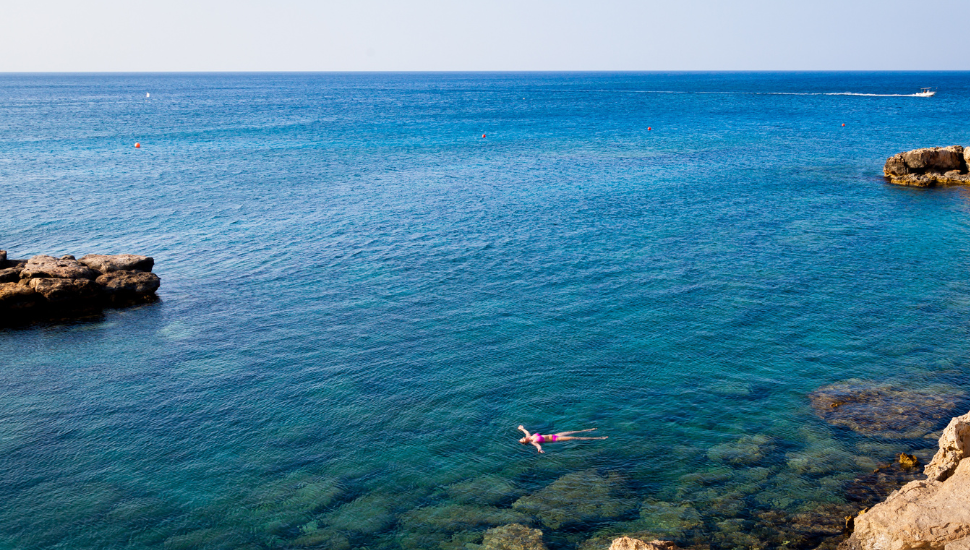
[1,72,970,549]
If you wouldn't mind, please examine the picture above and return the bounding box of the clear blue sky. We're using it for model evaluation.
[1,0,967,72]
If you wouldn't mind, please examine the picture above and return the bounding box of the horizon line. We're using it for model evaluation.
[1,69,969,75]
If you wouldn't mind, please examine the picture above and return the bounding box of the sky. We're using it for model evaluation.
[1,0,967,72]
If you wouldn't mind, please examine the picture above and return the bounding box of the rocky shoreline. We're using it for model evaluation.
[464,405,970,550]
[884,145,970,187]
[0,250,160,326]
[840,410,970,550]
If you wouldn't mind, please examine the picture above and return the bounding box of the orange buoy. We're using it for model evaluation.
[842,123,846,127]
[482,134,486,138]
[647,127,652,131]
[134,142,141,148]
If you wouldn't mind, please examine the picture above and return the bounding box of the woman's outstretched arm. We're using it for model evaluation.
[531,441,544,454]
[517,425,531,437]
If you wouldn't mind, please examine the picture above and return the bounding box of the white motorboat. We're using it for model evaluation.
[914,87,936,97]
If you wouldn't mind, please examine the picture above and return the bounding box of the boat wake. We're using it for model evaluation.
[822,92,932,97]
[613,90,934,97]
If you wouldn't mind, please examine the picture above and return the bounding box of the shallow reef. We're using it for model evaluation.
[809,380,964,438]
[512,470,637,530]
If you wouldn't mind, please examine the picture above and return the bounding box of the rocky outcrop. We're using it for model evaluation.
[840,410,970,550]
[884,145,970,187]
[0,250,160,326]
[924,411,970,483]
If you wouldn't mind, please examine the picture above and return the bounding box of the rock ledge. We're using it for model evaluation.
[0,250,160,325]
[884,145,970,187]
[840,410,970,550]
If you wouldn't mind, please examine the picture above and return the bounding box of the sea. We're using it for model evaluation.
[1,72,969,550]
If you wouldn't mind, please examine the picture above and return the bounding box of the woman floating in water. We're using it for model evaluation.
[517,425,607,454]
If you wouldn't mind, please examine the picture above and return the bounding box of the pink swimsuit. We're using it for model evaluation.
[534,434,557,443]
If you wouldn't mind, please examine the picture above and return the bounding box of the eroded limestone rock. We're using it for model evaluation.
[884,145,970,187]
[0,282,40,310]
[79,254,154,273]
[841,410,970,550]
[28,277,102,304]
[20,255,101,280]
[924,411,970,482]
[843,459,970,550]
[1,250,160,325]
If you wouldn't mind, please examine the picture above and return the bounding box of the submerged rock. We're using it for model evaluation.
[707,434,774,465]
[292,524,350,549]
[897,453,919,470]
[481,523,549,550]
[322,493,398,534]
[400,503,531,533]
[446,474,520,506]
[238,472,343,542]
[608,536,677,550]
[809,380,963,438]
[512,470,635,530]
[884,145,970,187]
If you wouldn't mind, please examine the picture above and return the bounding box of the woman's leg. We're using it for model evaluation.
[556,436,608,441]
[555,428,597,436]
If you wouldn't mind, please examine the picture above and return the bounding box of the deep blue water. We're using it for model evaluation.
[2,72,970,550]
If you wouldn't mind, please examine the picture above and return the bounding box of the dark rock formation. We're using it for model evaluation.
[884,145,970,187]
[0,283,41,311]
[96,271,161,300]
[0,267,21,283]
[809,380,964,438]
[0,250,160,326]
